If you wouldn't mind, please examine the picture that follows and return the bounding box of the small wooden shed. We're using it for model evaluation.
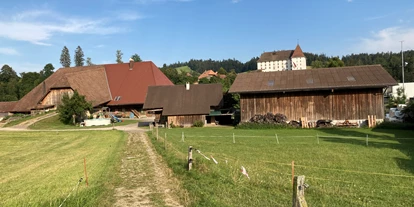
[143,83,223,127]
[229,65,397,123]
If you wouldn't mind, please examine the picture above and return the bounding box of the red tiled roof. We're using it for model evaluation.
[291,44,305,58]
[198,70,217,80]
[105,61,173,106]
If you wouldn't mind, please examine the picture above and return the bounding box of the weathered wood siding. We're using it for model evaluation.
[40,89,74,106]
[168,115,206,127]
[240,88,384,122]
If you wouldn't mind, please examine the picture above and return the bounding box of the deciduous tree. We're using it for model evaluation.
[131,53,142,62]
[57,90,92,125]
[116,50,123,63]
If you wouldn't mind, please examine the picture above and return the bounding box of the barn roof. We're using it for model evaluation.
[143,84,223,116]
[0,101,17,113]
[9,61,172,112]
[229,65,398,94]
[105,61,173,106]
[12,66,112,112]
[258,50,293,63]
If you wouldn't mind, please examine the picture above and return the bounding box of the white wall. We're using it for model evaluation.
[391,82,414,100]
[291,57,307,70]
[258,57,306,72]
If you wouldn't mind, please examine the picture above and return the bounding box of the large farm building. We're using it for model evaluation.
[229,65,398,124]
[0,60,173,116]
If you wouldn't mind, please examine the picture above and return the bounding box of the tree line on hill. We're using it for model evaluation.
[59,46,142,68]
[0,64,55,101]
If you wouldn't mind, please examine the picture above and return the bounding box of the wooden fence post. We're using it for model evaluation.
[84,158,88,187]
[292,175,308,207]
[188,146,193,171]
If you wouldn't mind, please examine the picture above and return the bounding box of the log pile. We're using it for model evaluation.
[249,113,288,124]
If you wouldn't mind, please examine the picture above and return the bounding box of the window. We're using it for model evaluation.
[114,96,121,101]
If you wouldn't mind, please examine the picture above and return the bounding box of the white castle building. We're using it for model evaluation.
[257,44,307,72]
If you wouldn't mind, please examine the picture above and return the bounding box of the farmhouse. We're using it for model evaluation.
[257,44,307,72]
[229,65,398,124]
[143,83,223,127]
[1,60,173,116]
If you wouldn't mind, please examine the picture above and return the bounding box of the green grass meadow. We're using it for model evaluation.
[0,130,126,206]
[149,127,414,207]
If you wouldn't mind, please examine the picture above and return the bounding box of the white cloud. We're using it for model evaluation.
[353,27,414,53]
[0,47,19,55]
[0,10,124,46]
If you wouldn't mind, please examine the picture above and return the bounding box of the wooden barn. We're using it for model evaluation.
[229,65,397,124]
[143,83,223,127]
[2,60,173,116]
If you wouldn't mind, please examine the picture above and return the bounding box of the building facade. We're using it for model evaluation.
[257,44,306,72]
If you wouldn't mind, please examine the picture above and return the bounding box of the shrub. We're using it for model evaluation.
[193,120,204,127]
[402,101,414,123]
[57,90,92,125]
[374,121,414,130]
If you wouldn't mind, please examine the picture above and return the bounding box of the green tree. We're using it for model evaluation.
[326,57,345,68]
[60,46,71,68]
[310,60,324,69]
[116,50,123,63]
[74,46,85,67]
[387,87,407,109]
[198,77,210,84]
[40,63,55,81]
[0,64,19,82]
[131,53,142,62]
[86,57,94,66]
[402,100,414,123]
[217,67,227,75]
[57,90,92,125]
[19,72,41,97]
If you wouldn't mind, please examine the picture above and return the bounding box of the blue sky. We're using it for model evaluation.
[1,0,414,73]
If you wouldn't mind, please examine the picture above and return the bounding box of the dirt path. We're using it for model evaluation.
[6,112,58,130]
[114,132,186,207]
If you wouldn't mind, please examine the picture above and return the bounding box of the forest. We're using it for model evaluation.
[1,50,413,102]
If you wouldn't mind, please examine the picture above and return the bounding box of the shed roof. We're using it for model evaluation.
[143,84,223,116]
[229,65,397,94]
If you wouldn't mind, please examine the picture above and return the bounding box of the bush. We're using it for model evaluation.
[402,101,414,123]
[57,90,92,125]
[375,121,414,130]
[193,120,204,127]
[235,122,296,129]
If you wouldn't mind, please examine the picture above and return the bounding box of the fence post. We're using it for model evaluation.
[164,133,167,150]
[292,175,308,207]
[275,134,279,144]
[182,131,185,142]
[188,146,193,171]
[317,134,319,144]
[291,161,295,188]
[84,158,88,187]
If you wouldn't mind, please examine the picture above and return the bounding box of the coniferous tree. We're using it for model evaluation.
[116,50,123,63]
[60,46,71,68]
[74,46,85,67]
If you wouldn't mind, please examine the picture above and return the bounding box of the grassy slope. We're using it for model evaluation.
[149,127,414,207]
[0,130,126,206]
[29,115,138,130]
[3,111,55,127]
[175,66,193,74]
